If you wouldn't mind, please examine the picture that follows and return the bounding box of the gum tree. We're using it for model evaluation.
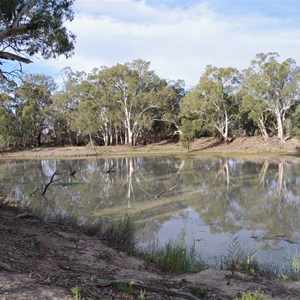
[16,74,57,147]
[241,52,300,141]
[0,0,75,79]
[180,66,240,142]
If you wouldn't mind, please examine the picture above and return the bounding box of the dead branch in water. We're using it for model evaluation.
[41,171,62,195]
[31,171,62,196]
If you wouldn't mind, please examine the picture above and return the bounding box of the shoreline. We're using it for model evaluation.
[1,205,300,300]
[1,137,300,160]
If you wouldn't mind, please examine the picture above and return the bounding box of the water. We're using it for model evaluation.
[1,155,300,266]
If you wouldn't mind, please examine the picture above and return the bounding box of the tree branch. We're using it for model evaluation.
[0,51,32,63]
[41,170,61,196]
[12,0,38,28]
[0,23,39,41]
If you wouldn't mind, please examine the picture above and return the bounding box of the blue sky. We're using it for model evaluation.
[24,0,300,89]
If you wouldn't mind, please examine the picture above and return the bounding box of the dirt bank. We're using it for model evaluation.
[1,207,300,300]
[1,137,299,160]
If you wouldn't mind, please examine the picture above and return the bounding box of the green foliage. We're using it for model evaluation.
[234,289,267,300]
[32,236,42,249]
[180,65,241,141]
[221,236,260,276]
[0,0,75,59]
[180,118,195,151]
[0,51,299,148]
[188,285,207,299]
[117,282,134,295]
[281,253,300,280]
[70,286,82,300]
[102,215,136,254]
[139,289,147,300]
[105,275,117,281]
[241,52,300,141]
[16,74,57,147]
[147,231,205,275]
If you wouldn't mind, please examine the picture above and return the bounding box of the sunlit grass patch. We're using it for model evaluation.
[234,289,267,300]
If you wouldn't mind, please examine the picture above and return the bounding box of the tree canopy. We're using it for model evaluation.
[0,0,75,79]
[0,53,299,149]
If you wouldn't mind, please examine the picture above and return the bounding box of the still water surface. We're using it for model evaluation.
[1,155,300,266]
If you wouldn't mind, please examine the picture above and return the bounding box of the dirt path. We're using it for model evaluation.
[1,207,300,300]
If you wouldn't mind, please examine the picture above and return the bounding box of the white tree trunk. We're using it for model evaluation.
[258,118,269,140]
[276,109,284,141]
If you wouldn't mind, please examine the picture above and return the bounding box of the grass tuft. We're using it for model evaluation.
[234,289,267,300]
[102,214,136,254]
[146,231,205,275]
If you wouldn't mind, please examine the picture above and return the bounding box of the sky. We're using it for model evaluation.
[24,0,300,89]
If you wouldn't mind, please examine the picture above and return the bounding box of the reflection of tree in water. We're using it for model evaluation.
[188,157,300,250]
[1,156,300,251]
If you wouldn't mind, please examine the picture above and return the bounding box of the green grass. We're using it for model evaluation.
[117,282,134,295]
[188,285,207,299]
[234,289,267,300]
[102,214,137,254]
[281,253,300,280]
[146,231,205,275]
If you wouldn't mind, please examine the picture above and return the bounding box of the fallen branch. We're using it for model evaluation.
[95,280,200,300]
[41,171,61,196]
[31,170,62,196]
[13,212,34,219]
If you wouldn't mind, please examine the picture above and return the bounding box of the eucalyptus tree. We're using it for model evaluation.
[180,66,240,142]
[86,66,123,146]
[16,74,57,147]
[51,67,89,145]
[241,52,300,141]
[88,60,180,147]
[0,79,18,146]
[0,0,75,80]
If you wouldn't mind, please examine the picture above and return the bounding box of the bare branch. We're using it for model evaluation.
[41,170,61,196]
[0,23,39,42]
[0,51,32,63]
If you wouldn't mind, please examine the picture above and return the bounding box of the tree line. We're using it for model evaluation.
[0,52,300,149]
[0,2,299,149]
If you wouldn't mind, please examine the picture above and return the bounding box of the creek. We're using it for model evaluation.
[1,155,300,267]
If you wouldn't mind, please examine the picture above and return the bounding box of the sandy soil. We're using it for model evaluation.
[1,137,299,160]
[1,207,300,300]
[1,137,300,300]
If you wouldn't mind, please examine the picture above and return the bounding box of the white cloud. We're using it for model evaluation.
[27,0,300,89]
